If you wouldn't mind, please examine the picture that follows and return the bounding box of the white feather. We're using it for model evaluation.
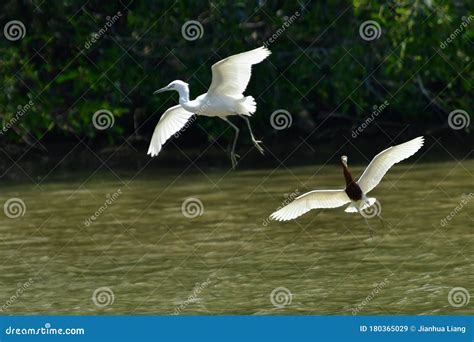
[357,136,424,194]
[270,190,350,222]
[208,46,271,97]
[344,197,377,213]
[147,105,194,157]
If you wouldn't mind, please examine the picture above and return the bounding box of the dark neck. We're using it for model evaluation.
[342,162,355,186]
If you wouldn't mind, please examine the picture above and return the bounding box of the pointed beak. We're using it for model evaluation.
[153,86,169,95]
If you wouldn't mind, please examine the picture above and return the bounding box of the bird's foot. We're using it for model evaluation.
[252,139,265,155]
[230,152,240,169]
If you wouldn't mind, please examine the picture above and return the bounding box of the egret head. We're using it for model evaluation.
[153,80,189,95]
[341,155,348,166]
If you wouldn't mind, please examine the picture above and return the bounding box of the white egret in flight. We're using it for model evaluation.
[148,46,271,168]
[270,136,424,221]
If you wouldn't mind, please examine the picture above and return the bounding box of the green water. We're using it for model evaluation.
[1,160,472,315]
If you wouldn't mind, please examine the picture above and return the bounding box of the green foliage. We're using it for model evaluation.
[0,0,472,144]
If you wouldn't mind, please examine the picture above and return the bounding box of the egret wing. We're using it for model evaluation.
[357,136,424,194]
[270,190,350,222]
[147,105,194,157]
[208,46,271,96]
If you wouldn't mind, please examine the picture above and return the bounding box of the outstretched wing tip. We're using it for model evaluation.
[357,136,426,194]
[259,45,272,55]
[208,46,271,96]
[147,150,157,157]
[255,46,271,61]
[269,211,289,222]
[407,136,425,151]
[269,189,349,222]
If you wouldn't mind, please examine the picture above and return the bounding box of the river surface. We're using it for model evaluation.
[1,160,472,315]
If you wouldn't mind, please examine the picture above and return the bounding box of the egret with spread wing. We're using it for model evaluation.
[148,46,271,168]
[270,137,424,221]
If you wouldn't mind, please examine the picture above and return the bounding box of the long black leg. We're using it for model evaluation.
[239,115,264,155]
[357,205,375,238]
[364,218,375,238]
[221,117,240,169]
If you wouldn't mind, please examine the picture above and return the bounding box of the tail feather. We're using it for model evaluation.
[344,203,358,213]
[237,96,256,116]
[344,198,377,213]
[360,198,377,211]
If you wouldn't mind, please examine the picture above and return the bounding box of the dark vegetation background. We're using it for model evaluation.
[0,0,472,175]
